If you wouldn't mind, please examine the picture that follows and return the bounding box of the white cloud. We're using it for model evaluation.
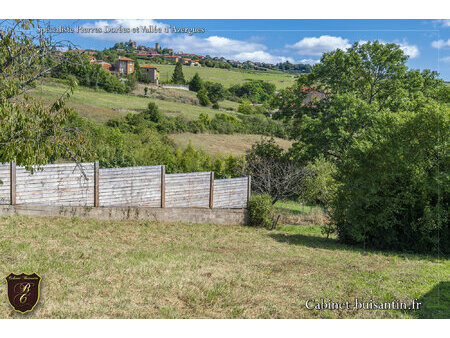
[233,51,294,64]
[359,39,419,59]
[286,35,351,55]
[432,39,450,49]
[299,58,320,65]
[398,42,420,58]
[163,35,267,56]
[441,56,450,63]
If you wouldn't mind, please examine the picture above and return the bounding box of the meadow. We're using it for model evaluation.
[170,133,292,155]
[0,216,448,319]
[144,63,296,89]
[30,79,240,123]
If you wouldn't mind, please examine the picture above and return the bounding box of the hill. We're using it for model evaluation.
[142,62,296,89]
[31,79,240,123]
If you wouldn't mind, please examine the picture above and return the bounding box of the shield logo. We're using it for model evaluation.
[5,273,41,313]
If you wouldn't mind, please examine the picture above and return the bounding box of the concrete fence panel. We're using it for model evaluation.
[165,172,211,208]
[15,163,94,206]
[99,165,162,207]
[214,177,249,209]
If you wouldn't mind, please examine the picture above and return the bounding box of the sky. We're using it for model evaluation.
[44,19,450,80]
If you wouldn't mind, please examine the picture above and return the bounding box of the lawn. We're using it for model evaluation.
[170,133,293,155]
[30,79,238,123]
[0,216,448,319]
[144,63,296,89]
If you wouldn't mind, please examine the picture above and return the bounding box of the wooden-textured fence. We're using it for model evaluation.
[0,162,250,209]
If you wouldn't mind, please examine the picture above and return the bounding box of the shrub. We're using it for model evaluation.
[248,194,275,228]
[332,103,449,254]
[197,88,210,106]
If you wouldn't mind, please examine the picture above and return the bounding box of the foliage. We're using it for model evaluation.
[248,194,275,228]
[275,41,449,163]
[0,19,88,168]
[237,100,254,115]
[197,88,210,106]
[301,156,338,208]
[52,52,129,94]
[332,103,449,254]
[189,73,203,92]
[204,81,226,103]
[171,61,185,84]
[228,80,276,103]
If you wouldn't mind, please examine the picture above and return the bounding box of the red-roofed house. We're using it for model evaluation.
[115,56,135,74]
[140,64,159,84]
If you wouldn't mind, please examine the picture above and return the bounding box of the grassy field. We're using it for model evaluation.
[0,216,448,319]
[170,133,293,155]
[30,80,239,123]
[143,63,296,89]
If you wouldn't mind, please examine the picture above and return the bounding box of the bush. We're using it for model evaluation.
[248,194,275,228]
[197,88,210,106]
[332,103,449,254]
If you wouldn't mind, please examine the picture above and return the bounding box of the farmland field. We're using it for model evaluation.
[143,63,296,89]
[0,216,447,319]
[30,79,240,123]
[170,133,293,155]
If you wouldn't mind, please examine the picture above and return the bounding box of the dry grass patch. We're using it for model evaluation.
[170,133,293,156]
[0,216,448,318]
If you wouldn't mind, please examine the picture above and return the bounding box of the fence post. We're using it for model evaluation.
[94,161,99,207]
[161,165,165,208]
[10,161,16,205]
[247,175,251,207]
[209,171,214,209]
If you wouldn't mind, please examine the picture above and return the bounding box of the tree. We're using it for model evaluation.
[171,61,185,84]
[189,73,203,92]
[0,20,88,169]
[197,88,210,106]
[238,100,255,115]
[332,102,449,254]
[274,41,449,163]
[246,138,309,204]
[204,81,225,103]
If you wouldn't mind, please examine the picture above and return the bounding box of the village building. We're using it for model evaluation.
[139,64,159,84]
[115,56,135,75]
[96,60,112,71]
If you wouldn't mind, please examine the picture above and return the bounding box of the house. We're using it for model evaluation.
[88,56,97,63]
[139,64,159,84]
[164,55,180,63]
[96,60,112,71]
[115,56,135,75]
[188,59,201,67]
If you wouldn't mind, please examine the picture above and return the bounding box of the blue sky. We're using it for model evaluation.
[46,19,450,80]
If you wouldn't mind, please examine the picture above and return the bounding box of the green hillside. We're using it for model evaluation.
[31,79,240,123]
[142,62,296,89]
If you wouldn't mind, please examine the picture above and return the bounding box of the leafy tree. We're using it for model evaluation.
[238,100,255,115]
[204,81,226,103]
[275,40,449,163]
[171,61,185,84]
[142,102,162,123]
[300,156,338,209]
[197,88,210,106]
[189,73,203,92]
[0,20,88,169]
[332,102,449,254]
